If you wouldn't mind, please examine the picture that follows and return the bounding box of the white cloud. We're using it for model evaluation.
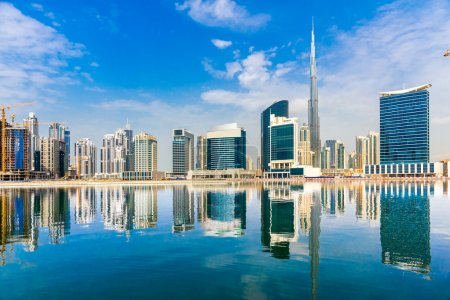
[175,0,270,31]
[31,3,44,12]
[0,2,84,104]
[90,61,100,68]
[211,39,232,49]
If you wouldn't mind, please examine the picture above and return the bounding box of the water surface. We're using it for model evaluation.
[1,181,450,299]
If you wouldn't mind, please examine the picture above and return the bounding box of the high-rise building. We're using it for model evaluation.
[134,132,157,172]
[100,134,115,174]
[380,84,430,164]
[40,137,60,177]
[269,115,299,171]
[368,131,380,165]
[4,127,29,172]
[172,129,194,176]
[196,135,207,170]
[324,140,345,169]
[23,112,39,171]
[124,121,134,172]
[321,146,330,170]
[261,100,289,171]
[74,138,97,177]
[246,155,253,171]
[299,124,313,166]
[348,151,357,170]
[206,123,246,170]
[308,21,321,168]
[356,136,370,170]
[48,123,68,176]
[64,129,70,171]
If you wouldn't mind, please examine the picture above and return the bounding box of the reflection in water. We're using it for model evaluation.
[198,188,246,237]
[173,186,194,232]
[0,180,442,286]
[380,183,431,274]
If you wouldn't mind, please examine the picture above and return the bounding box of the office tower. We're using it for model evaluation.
[347,151,357,170]
[380,84,430,164]
[48,123,68,176]
[74,138,97,177]
[64,129,70,171]
[100,134,115,174]
[172,129,194,176]
[268,115,299,171]
[299,124,313,166]
[246,155,253,171]
[40,137,60,177]
[196,135,207,170]
[4,127,29,172]
[134,132,157,172]
[368,131,380,165]
[48,122,65,141]
[325,140,345,170]
[124,121,134,172]
[23,112,39,171]
[321,146,330,169]
[206,123,246,170]
[356,136,370,170]
[308,21,321,168]
[261,100,289,171]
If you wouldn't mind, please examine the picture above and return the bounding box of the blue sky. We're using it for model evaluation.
[1,0,450,170]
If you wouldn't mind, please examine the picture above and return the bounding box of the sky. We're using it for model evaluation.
[1,0,450,171]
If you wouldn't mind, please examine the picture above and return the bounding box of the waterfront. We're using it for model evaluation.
[1,181,450,299]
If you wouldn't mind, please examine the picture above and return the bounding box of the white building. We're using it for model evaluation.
[74,138,97,177]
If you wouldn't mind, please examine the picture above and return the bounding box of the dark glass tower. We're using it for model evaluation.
[380,85,430,164]
[261,100,289,171]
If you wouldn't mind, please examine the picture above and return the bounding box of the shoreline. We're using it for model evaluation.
[0,177,447,188]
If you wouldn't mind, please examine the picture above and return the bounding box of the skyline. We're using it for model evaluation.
[1,0,450,170]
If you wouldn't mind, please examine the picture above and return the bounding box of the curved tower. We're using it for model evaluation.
[308,20,321,168]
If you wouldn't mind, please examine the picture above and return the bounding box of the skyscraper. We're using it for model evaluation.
[172,128,194,176]
[100,122,134,174]
[100,134,115,174]
[299,124,313,166]
[40,137,61,177]
[380,84,430,164]
[368,131,380,165]
[261,100,289,171]
[308,21,321,168]
[4,127,29,172]
[325,140,345,170]
[134,132,157,172]
[268,115,299,171]
[207,123,246,170]
[356,136,370,170]
[321,146,330,170]
[74,138,97,177]
[196,135,207,170]
[23,112,39,171]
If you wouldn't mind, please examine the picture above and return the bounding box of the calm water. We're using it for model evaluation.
[1,181,450,299]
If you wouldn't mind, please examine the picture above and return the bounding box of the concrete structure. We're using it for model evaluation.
[74,138,97,177]
[134,132,157,172]
[368,131,380,165]
[101,122,134,175]
[40,137,61,178]
[324,140,345,170]
[364,162,443,177]
[196,134,207,170]
[48,122,68,176]
[100,134,115,174]
[4,127,29,172]
[356,136,370,171]
[261,100,289,171]
[187,169,256,180]
[321,146,331,170]
[347,151,357,170]
[172,128,194,176]
[308,21,321,168]
[298,124,313,166]
[206,123,246,170]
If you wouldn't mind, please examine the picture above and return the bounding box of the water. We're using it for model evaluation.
[1,181,450,299]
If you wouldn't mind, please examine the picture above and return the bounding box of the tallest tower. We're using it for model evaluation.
[308,19,321,168]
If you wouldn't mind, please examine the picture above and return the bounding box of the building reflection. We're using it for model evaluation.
[173,186,195,232]
[73,187,96,225]
[100,186,158,232]
[197,188,246,237]
[380,182,431,274]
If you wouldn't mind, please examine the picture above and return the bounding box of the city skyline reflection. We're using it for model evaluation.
[0,181,445,277]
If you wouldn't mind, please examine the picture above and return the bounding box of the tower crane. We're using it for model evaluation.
[0,102,33,173]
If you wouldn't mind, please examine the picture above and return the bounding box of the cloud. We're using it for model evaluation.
[31,3,44,12]
[202,59,241,79]
[175,0,270,31]
[0,2,84,104]
[211,39,232,49]
[90,61,100,68]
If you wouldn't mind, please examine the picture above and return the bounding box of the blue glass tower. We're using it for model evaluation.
[207,124,246,170]
[380,85,430,164]
[261,100,289,171]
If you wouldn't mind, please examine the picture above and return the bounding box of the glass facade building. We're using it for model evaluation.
[207,124,246,170]
[172,129,194,175]
[380,88,429,164]
[261,100,289,171]
[270,124,294,161]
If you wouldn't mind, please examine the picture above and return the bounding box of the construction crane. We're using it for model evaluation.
[444,50,450,57]
[0,102,33,173]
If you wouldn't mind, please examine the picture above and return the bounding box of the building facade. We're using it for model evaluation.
[172,128,194,176]
[207,123,246,170]
[298,124,313,166]
[74,138,97,177]
[321,146,331,170]
[261,100,289,171]
[4,127,30,172]
[196,135,207,170]
[269,115,299,171]
[23,112,39,171]
[40,137,61,177]
[134,132,157,172]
